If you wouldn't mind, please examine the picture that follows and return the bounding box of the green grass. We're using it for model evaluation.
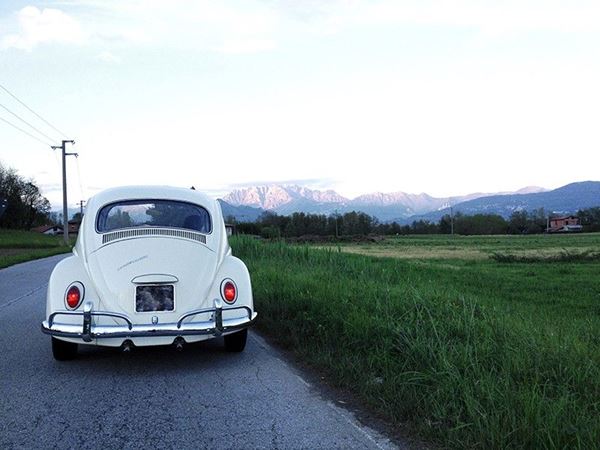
[231,234,600,449]
[0,229,72,268]
[491,249,600,263]
[319,233,600,261]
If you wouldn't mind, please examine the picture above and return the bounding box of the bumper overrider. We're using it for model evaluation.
[41,298,257,343]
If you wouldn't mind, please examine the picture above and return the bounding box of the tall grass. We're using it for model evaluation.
[232,235,600,449]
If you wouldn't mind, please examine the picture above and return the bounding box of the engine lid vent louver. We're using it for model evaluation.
[102,228,207,245]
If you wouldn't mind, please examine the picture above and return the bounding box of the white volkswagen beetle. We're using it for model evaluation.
[42,186,257,360]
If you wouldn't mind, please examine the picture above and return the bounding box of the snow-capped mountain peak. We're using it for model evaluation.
[223,185,348,210]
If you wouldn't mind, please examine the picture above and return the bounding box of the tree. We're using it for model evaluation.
[577,207,600,232]
[411,219,438,234]
[21,182,51,229]
[439,214,452,234]
[508,211,528,234]
[527,208,547,234]
[0,162,52,229]
[453,214,507,235]
[106,210,133,230]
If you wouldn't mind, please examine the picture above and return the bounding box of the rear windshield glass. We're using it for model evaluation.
[97,200,211,233]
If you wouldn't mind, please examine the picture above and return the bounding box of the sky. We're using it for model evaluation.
[1,0,599,208]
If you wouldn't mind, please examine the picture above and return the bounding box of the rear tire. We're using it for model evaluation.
[224,329,247,352]
[52,337,78,360]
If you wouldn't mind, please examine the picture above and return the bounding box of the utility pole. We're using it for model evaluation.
[51,140,76,245]
[78,200,86,217]
[450,204,454,236]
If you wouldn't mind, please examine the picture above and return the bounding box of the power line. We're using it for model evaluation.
[0,101,57,143]
[75,155,86,199]
[0,83,69,138]
[0,116,52,146]
[51,145,61,170]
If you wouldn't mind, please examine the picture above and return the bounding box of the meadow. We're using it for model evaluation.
[0,230,72,269]
[230,233,600,449]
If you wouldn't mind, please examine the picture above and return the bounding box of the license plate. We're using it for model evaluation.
[136,285,174,312]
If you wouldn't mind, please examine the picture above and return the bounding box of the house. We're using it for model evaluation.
[546,215,583,233]
[31,224,63,235]
[32,220,81,236]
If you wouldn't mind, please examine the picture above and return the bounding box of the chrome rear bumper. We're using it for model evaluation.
[41,299,257,342]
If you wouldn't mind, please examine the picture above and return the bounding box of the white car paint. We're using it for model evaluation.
[42,186,255,348]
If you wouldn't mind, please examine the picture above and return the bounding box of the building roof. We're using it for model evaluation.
[550,215,578,221]
[31,224,62,233]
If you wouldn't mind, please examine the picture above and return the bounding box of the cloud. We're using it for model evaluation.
[38,182,62,192]
[270,0,600,36]
[1,6,86,51]
[95,50,120,63]
[8,0,277,54]
[35,0,281,53]
[5,1,599,55]
[213,38,276,54]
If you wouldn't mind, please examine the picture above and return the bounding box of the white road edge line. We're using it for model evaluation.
[295,374,311,388]
[250,333,397,449]
[325,400,396,450]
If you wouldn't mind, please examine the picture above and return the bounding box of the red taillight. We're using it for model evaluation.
[222,281,237,304]
[66,285,81,309]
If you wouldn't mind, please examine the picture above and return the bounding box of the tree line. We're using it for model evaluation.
[230,207,600,238]
[0,162,51,229]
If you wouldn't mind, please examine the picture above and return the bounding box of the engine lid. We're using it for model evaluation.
[85,237,218,323]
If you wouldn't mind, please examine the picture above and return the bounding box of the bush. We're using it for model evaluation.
[260,226,281,239]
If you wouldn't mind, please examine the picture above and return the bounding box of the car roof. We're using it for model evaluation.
[87,186,217,213]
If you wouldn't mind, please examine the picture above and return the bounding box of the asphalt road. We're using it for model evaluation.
[0,255,402,450]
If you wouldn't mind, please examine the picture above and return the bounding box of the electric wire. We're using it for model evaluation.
[0,116,53,146]
[75,155,86,200]
[51,145,61,170]
[0,83,70,138]
[0,101,57,143]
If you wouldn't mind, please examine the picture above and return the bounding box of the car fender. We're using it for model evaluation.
[46,254,101,320]
[210,255,254,313]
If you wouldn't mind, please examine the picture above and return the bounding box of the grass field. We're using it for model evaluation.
[231,233,600,449]
[0,230,72,269]
[319,233,600,261]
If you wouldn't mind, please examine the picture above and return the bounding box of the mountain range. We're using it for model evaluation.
[409,181,600,224]
[219,182,600,223]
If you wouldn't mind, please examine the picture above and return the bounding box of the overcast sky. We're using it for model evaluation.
[1,0,599,208]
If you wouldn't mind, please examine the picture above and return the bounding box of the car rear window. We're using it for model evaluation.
[97,200,212,233]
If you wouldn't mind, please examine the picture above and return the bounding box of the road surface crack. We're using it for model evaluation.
[0,283,47,313]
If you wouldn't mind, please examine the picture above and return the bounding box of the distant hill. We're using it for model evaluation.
[49,207,82,221]
[221,184,550,222]
[406,181,600,224]
[217,199,265,222]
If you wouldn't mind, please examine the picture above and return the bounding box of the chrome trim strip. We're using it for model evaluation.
[131,274,179,284]
[48,310,133,329]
